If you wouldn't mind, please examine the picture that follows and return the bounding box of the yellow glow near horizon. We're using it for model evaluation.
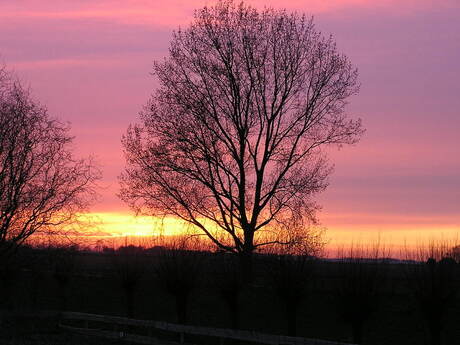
[77,212,460,254]
[83,212,193,237]
[325,225,460,255]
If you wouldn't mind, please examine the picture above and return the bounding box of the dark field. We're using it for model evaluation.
[1,247,460,345]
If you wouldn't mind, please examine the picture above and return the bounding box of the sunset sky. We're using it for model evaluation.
[2,0,459,248]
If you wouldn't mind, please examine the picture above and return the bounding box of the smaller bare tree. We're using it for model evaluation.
[0,66,99,258]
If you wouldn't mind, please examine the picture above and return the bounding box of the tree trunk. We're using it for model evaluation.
[238,251,253,284]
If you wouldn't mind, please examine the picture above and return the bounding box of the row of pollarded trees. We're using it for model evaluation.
[14,240,459,345]
[147,243,460,345]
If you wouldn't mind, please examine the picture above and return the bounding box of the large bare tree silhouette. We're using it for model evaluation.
[121,1,363,276]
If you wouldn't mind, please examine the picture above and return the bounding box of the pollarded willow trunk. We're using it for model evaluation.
[237,229,257,283]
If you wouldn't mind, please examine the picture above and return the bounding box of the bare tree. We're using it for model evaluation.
[0,66,99,257]
[120,1,363,276]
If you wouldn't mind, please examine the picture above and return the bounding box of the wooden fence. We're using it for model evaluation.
[58,311,355,345]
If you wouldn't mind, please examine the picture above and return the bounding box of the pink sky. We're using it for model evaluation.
[2,0,459,246]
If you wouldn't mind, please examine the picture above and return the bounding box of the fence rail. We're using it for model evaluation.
[59,311,355,345]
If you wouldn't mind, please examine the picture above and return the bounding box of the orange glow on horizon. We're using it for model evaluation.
[81,212,192,237]
[73,212,460,255]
